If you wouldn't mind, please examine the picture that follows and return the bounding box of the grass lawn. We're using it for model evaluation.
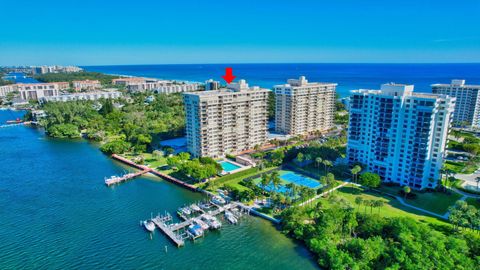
[466,197,480,209]
[315,184,449,226]
[123,152,167,168]
[206,167,278,192]
[377,185,462,215]
[444,160,479,174]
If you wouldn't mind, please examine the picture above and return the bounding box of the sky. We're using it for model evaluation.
[1,0,479,65]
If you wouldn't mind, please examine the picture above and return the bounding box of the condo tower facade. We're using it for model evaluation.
[431,79,480,128]
[274,76,336,135]
[184,80,269,158]
[347,83,455,190]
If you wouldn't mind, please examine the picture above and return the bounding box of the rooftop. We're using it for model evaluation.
[431,79,480,88]
[275,76,337,88]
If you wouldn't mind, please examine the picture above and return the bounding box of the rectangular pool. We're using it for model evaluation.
[220,161,242,172]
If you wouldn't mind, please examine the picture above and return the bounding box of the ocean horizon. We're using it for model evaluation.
[83,63,480,97]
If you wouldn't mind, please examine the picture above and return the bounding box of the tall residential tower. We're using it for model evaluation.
[431,79,480,128]
[274,76,336,135]
[184,80,269,158]
[347,83,455,190]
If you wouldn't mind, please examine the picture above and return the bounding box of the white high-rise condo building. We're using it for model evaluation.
[431,79,480,128]
[274,76,336,135]
[347,83,455,190]
[184,80,269,158]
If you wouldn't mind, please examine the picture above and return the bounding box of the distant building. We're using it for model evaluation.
[274,76,336,135]
[112,77,199,93]
[205,79,220,90]
[0,85,17,97]
[347,83,455,190]
[72,80,102,91]
[431,79,480,128]
[41,91,122,103]
[16,82,68,100]
[184,80,269,158]
[31,65,83,74]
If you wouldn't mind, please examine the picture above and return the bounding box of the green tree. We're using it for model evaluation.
[403,186,411,200]
[359,172,381,190]
[100,140,131,154]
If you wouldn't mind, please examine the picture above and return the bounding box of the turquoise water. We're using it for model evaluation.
[0,110,318,269]
[85,63,480,97]
[220,161,241,172]
[280,171,321,189]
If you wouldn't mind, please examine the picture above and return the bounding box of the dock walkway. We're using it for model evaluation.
[111,154,197,191]
[151,216,185,247]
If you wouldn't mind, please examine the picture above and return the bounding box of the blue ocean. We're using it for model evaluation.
[83,63,480,97]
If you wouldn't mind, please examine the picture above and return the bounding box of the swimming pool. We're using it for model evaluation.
[220,161,242,172]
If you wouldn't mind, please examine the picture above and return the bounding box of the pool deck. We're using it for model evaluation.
[219,159,251,175]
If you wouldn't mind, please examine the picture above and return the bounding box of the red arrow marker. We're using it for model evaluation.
[222,67,236,84]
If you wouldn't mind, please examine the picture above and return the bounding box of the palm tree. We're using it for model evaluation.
[351,165,361,183]
[291,183,299,200]
[323,160,333,174]
[260,174,270,193]
[403,186,411,200]
[315,157,323,175]
[354,197,363,211]
[374,200,384,214]
[285,183,294,197]
[270,171,281,193]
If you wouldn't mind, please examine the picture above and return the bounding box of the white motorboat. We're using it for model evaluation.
[201,214,222,229]
[188,224,204,237]
[143,220,155,232]
[192,218,209,230]
[224,211,238,224]
[211,195,226,205]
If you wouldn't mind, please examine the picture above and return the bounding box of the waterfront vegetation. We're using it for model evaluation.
[38,92,186,150]
[0,70,14,86]
[281,199,480,269]
[34,71,120,87]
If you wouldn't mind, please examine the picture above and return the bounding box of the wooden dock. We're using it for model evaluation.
[111,154,197,191]
[105,169,151,186]
[151,215,186,247]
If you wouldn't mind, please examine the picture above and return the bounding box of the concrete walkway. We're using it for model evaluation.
[298,181,352,207]
[394,196,449,219]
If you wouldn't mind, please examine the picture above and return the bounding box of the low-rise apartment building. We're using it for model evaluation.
[16,82,68,100]
[72,80,102,91]
[41,91,122,103]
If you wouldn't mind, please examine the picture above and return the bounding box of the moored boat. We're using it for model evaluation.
[211,195,226,205]
[201,214,222,229]
[225,210,238,224]
[188,224,204,237]
[192,218,209,230]
[143,220,155,232]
